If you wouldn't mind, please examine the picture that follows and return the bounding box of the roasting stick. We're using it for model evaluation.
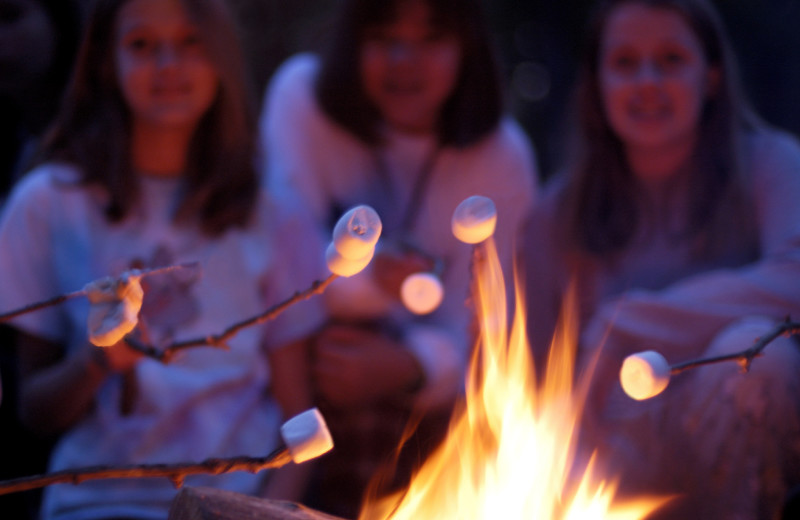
[620,318,800,401]
[0,408,333,496]
[0,263,198,323]
[140,204,385,361]
[129,273,340,362]
[452,195,499,347]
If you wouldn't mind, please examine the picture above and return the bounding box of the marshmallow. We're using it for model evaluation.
[451,195,497,244]
[620,350,672,400]
[280,408,334,464]
[84,270,144,347]
[333,205,382,260]
[326,242,374,277]
[401,272,444,315]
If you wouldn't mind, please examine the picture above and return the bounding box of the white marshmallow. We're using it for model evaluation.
[280,408,334,464]
[451,195,497,244]
[401,272,444,315]
[326,242,374,277]
[84,270,144,347]
[620,350,672,400]
[333,205,382,260]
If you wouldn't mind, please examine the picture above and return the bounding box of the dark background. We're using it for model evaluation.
[227,0,800,176]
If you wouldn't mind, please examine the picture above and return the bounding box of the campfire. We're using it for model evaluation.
[359,236,667,520]
[3,197,795,519]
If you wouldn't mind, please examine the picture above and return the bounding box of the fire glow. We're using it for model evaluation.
[360,239,667,520]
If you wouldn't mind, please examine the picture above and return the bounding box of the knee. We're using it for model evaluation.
[701,317,800,419]
[705,317,799,373]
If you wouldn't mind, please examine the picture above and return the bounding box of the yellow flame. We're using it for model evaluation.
[359,239,668,520]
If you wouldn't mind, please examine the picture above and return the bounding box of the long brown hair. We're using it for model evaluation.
[559,0,758,257]
[39,0,259,236]
[315,0,504,148]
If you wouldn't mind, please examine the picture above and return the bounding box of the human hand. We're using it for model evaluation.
[86,339,144,376]
[312,324,423,409]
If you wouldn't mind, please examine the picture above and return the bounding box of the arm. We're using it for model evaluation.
[0,168,143,436]
[311,323,423,409]
[260,53,332,226]
[17,332,141,436]
[582,131,800,364]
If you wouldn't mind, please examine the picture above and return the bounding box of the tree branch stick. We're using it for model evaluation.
[127,273,339,362]
[670,318,800,375]
[0,446,294,496]
[0,263,199,323]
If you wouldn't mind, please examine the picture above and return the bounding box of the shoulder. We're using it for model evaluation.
[482,117,538,164]
[264,53,320,113]
[461,117,540,186]
[527,174,566,227]
[4,162,84,210]
[745,128,800,179]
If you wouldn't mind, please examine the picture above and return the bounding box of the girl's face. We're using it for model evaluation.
[598,3,718,156]
[114,0,218,132]
[359,0,462,135]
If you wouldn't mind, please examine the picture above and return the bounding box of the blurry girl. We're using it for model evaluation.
[523,0,800,517]
[260,0,538,515]
[0,0,324,518]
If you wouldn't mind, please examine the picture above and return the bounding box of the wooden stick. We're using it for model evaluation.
[126,273,338,362]
[670,317,800,375]
[0,446,293,496]
[0,263,199,323]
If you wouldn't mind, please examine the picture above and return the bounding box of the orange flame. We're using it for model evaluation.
[359,239,668,519]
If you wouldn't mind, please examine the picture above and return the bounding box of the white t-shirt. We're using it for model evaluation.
[0,163,326,520]
[260,53,540,407]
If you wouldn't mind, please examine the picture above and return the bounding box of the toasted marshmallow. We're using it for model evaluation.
[84,270,144,347]
[620,350,672,400]
[401,272,444,315]
[326,242,375,277]
[333,205,382,260]
[452,196,497,244]
[280,408,334,464]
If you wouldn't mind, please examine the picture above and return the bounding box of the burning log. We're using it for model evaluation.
[168,487,345,520]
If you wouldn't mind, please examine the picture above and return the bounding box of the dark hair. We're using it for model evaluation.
[315,0,504,148]
[560,0,757,256]
[0,0,82,195]
[36,0,83,102]
[40,0,259,236]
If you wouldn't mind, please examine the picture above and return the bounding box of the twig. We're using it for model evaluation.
[0,263,199,323]
[0,446,294,496]
[127,273,339,362]
[670,317,800,375]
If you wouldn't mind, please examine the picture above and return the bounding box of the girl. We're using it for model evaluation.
[0,0,324,518]
[522,0,800,517]
[260,0,539,515]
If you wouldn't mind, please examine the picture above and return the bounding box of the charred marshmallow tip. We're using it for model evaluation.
[451,195,497,244]
[280,408,334,464]
[620,350,672,401]
[332,205,382,260]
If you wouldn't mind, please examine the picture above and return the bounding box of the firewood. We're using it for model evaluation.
[168,486,346,520]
